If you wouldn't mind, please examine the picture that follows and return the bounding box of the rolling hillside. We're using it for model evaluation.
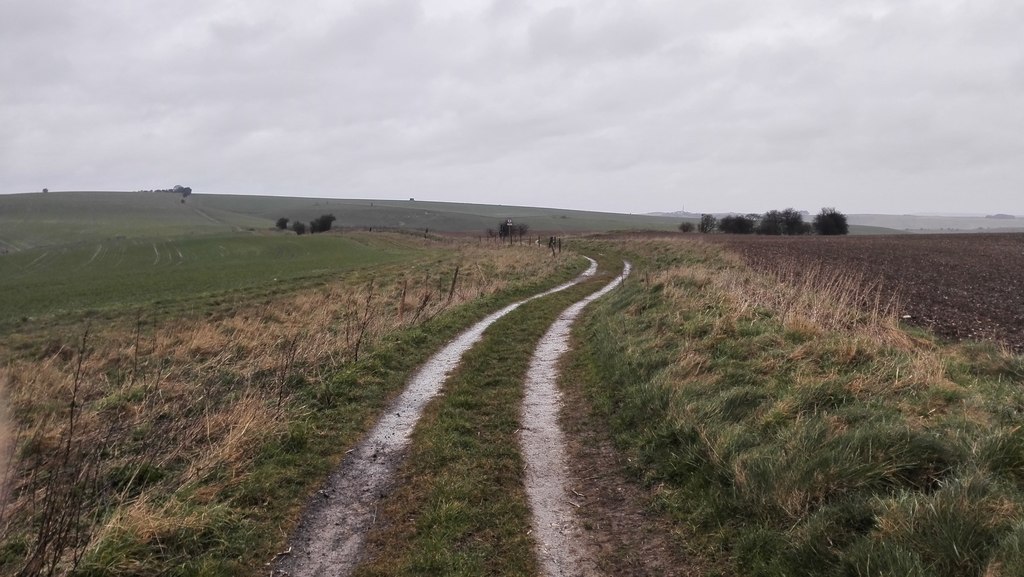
[0,192,690,251]
[847,213,1024,232]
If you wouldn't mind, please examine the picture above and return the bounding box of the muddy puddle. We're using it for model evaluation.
[520,262,632,577]
[276,258,597,577]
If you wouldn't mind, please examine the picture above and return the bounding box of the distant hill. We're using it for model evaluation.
[847,214,1024,232]
[0,191,689,251]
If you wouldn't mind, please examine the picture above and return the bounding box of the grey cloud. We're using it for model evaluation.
[2,0,1023,215]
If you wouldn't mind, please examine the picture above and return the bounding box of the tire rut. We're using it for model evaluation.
[276,258,598,577]
[519,261,632,577]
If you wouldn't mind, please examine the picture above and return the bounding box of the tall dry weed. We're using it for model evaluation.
[708,257,906,345]
[0,373,13,522]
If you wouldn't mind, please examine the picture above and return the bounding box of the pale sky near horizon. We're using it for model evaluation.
[2,1,1023,215]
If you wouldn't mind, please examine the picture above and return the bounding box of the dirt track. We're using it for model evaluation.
[276,259,598,577]
[707,233,1024,353]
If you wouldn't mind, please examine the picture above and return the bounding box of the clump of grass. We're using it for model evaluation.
[863,472,1019,576]
[78,496,254,576]
[0,376,13,531]
[574,237,1024,577]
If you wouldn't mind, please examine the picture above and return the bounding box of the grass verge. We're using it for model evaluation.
[572,237,1024,577]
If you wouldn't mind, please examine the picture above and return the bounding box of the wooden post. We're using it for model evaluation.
[447,266,460,304]
[399,278,408,323]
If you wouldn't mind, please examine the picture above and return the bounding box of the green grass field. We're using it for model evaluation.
[0,192,269,250]
[5,189,701,333]
[0,191,907,259]
[0,233,417,329]
[0,190,693,331]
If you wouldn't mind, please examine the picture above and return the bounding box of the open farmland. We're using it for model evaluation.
[0,192,696,252]
[0,233,419,331]
[6,190,1024,576]
[706,233,1024,353]
[0,192,269,250]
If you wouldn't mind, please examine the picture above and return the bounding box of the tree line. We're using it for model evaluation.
[684,208,849,236]
[139,185,192,197]
[276,214,336,235]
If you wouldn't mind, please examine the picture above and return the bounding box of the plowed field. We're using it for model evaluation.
[707,233,1024,353]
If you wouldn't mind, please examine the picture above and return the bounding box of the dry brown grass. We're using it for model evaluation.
[0,376,12,525]
[0,237,569,575]
[633,237,998,419]
[713,259,905,343]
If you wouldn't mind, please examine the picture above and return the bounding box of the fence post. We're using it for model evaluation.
[447,266,460,304]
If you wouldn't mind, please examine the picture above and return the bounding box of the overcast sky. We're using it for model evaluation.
[2,0,1023,215]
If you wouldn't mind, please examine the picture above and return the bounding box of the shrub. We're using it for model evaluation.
[757,210,784,235]
[781,209,811,235]
[814,208,849,235]
[699,214,718,233]
[754,209,811,235]
[719,214,757,234]
[275,217,289,230]
[309,214,336,234]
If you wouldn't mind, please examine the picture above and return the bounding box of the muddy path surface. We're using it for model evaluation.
[519,262,631,577]
[559,382,715,577]
[276,258,598,577]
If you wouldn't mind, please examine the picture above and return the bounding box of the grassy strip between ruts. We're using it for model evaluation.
[352,258,621,577]
[572,237,1024,577]
[0,244,587,576]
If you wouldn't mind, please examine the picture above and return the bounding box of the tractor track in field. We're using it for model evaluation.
[276,258,598,577]
[83,243,104,266]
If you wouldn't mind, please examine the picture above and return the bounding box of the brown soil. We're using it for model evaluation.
[705,233,1024,353]
[559,370,721,577]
